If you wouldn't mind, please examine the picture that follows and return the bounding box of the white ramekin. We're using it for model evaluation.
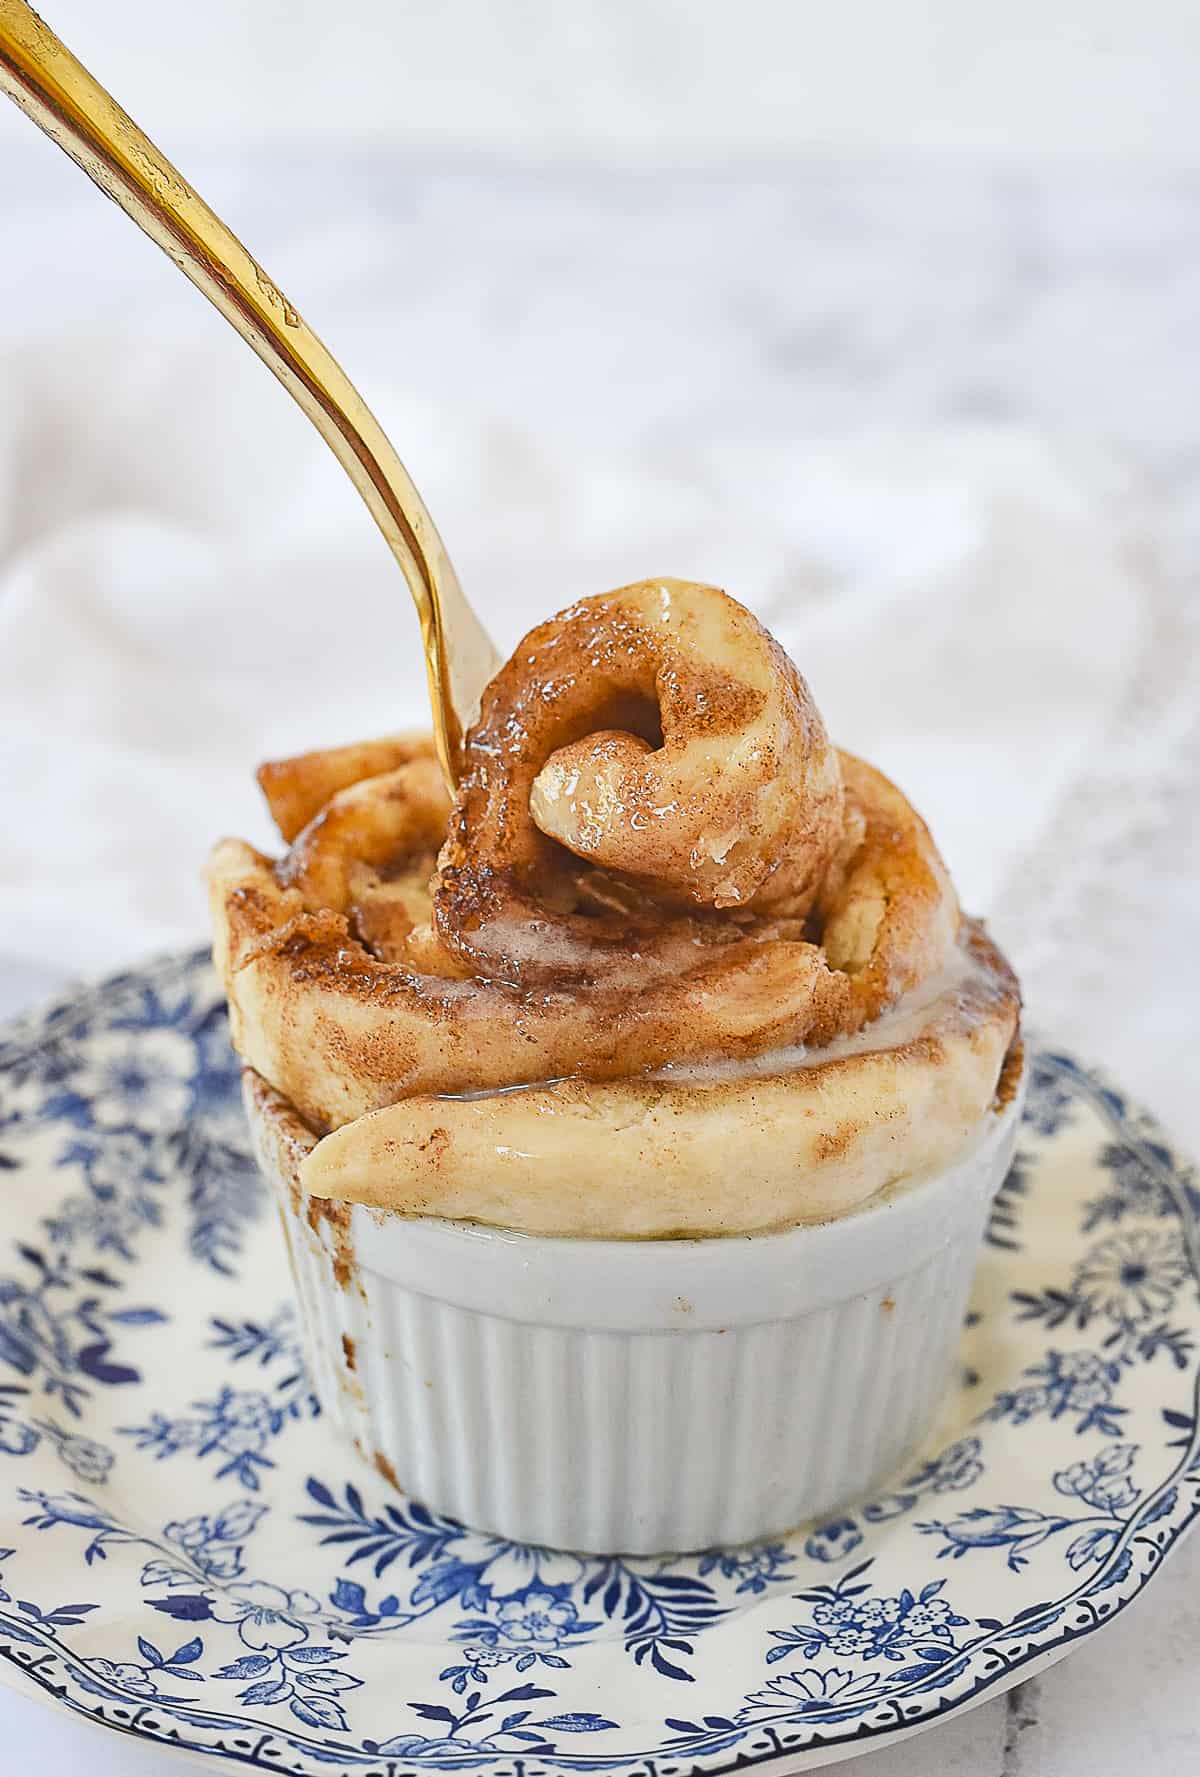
[247,1073,1022,1554]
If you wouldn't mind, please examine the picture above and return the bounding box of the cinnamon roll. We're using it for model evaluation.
[209,579,1020,1238]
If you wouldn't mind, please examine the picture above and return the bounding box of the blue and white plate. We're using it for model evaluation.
[0,950,1197,1774]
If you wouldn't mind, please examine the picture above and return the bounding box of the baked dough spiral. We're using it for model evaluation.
[210,579,1020,1236]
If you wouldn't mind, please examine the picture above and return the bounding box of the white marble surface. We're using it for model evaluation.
[1,148,1199,1773]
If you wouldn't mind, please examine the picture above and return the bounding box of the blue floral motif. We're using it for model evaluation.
[1055,1443,1140,1514]
[1084,1141,1180,1230]
[85,1656,165,1698]
[171,1124,265,1277]
[1009,1220,1195,1385]
[697,1543,794,1594]
[916,1441,1144,1573]
[0,960,264,1280]
[0,1543,100,1651]
[804,1517,863,1563]
[40,1026,195,1136]
[18,1487,264,1584]
[213,1580,324,1649]
[987,1348,1126,1436]
[662,1567,980,1743]
[0,1241,166,1422]
[488,1594,579,1645]
[214,1639,362,1736]
[78,1633,207,1703]
[28,1418,113,1484]
[764,1561,971,1671]
[441,1592,598,1692]
[1024,1051,1080,1137]
[1074,1231,1189,1323]
[362,1685,619,1761]
[736,1665,888,1722]
[301,1475,730,1683]
[866,1437,986,1518]
[154,1499,266,1583]
[0,1387,37,1458]
[120,1309,318,1488]
[44,1130,168,1256]
[0,955,1199,1772]
[986,1153,1033,1252]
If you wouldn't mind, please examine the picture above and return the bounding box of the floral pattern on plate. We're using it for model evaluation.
[0,950,1197,1773]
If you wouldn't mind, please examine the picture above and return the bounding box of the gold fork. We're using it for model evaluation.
[0,0,500,789]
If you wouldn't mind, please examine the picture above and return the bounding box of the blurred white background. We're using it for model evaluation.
[2,7,1200,1770]
[1,0,1199,159]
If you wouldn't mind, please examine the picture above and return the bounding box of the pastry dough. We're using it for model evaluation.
[209,580,1020,1236]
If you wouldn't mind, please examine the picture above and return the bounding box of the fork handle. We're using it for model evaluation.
[0,0,499,786]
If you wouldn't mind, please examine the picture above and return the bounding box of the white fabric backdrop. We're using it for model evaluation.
[0,335,1139,942]
[1,0,1198,160]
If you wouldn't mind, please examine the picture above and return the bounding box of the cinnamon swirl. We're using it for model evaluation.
[209,579,1020,1238]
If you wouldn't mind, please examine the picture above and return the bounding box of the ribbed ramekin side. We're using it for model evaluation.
[272,1190,991,1551]
[251,1076,1011,1555]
